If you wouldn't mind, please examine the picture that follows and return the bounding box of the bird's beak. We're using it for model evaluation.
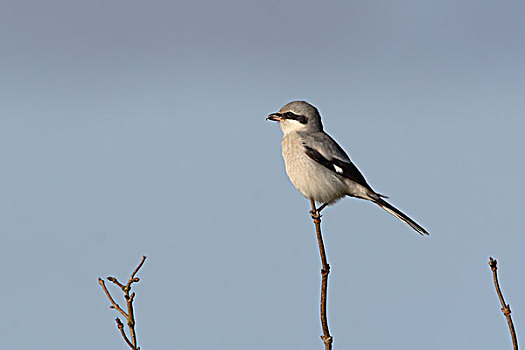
[266,113,282,121]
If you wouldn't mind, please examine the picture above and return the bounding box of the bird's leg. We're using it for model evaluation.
[317,203,328,213]
[309,199,328,220]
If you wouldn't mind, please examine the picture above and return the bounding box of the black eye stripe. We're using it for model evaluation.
[284,112,307,124]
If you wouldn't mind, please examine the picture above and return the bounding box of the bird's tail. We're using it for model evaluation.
[371,196,428,235]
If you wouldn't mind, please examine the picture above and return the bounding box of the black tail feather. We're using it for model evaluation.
[372,197,429,235]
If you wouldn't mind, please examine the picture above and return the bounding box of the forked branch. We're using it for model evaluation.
[99,256,147,350]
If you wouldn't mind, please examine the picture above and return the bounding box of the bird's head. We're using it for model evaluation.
[267,101,323,134]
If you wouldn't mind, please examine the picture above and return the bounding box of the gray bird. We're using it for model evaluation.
[267,101,428,235]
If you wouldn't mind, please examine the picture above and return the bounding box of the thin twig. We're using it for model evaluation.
[489,257,518,350]
[107,276,126,290]
[99,256,147,350]
[130,257,147,281]
[127,292,138,348]
[310,199,333,350]
[98,278,129,319]
[116,317,135,349]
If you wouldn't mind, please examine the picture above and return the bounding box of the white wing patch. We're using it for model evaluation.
[333,164,343,174]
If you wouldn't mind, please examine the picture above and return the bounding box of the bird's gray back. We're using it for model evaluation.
[298,131,351,163]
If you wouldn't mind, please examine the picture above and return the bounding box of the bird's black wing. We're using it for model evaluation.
[303,144,374,192]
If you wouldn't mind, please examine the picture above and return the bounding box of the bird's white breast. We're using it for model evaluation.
[281,133,348,204]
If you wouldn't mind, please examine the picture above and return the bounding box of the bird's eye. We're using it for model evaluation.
[284,112,305,123]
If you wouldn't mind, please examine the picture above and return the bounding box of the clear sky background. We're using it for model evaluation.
[1,1,524,349]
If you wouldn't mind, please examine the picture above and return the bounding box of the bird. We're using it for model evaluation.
[267,101,428,235]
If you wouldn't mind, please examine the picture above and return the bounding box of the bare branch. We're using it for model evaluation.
[310,199,333,350]
[489,257,518,350]
[107,276,126,290]
[99,256,147,350]
[98,278,129,320]
[131,256,147,281]
[116,317,135,349]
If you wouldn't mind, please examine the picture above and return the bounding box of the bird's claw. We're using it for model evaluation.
[310,210,322,221]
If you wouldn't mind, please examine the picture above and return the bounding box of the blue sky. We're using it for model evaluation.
[1,1,524,349]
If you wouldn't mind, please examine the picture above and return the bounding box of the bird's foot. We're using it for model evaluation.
[309,200,328,222]
[310,203,328,219]
[310,209,322,221]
